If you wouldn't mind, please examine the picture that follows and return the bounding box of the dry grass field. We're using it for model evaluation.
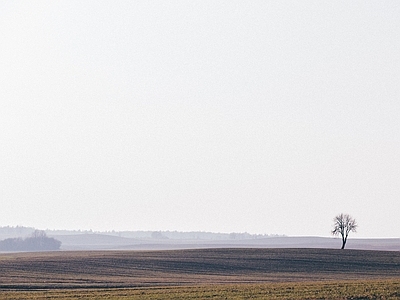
[0,248,399,299]
[1,280,400,299]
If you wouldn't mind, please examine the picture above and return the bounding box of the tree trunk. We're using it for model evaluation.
[341,235,347,249]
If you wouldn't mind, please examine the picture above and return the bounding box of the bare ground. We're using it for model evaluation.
[0,248,399,290]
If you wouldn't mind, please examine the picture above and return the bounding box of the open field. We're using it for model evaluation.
[1,248,399,299]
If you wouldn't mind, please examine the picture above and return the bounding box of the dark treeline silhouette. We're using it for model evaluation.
[0,230,61,251]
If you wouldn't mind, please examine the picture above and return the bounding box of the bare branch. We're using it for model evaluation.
[332,213,357,249]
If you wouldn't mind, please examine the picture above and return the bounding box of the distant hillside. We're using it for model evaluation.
[50,234,400,252]
[45,229,279,240]
[1,226,399,252]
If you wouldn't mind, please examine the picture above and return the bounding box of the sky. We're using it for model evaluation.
[1,1,399,238]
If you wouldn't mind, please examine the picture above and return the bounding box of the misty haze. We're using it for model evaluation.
[1,2,400,299]
[1,0,399,239]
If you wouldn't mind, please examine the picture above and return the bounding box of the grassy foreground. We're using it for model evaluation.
[1,280,400,299]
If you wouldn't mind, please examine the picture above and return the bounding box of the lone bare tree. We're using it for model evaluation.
[332,213,357,249]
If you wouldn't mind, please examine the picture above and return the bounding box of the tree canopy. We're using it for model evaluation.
[332,213,357,249]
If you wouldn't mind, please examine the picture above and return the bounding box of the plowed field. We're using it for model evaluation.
[0,248,399,290]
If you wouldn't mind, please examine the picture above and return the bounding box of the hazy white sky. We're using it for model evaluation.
[1,1,399,237]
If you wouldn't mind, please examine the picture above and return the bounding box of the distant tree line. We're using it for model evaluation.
[0,230,61,251]
[0,225,36,240]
